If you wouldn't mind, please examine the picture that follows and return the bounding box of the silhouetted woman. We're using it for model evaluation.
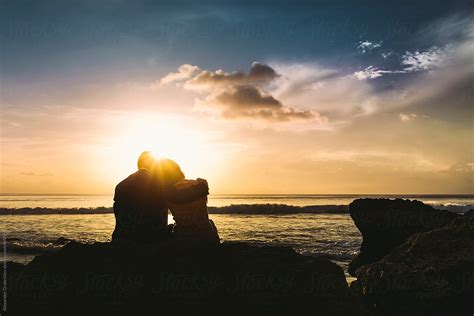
[155,158,220,246]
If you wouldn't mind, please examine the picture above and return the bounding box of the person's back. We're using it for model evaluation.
[112,168,168,243]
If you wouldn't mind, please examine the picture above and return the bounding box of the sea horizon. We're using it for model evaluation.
[2,192,473,196]
[1,193,473,210]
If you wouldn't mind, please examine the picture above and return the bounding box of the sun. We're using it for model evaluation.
[105,113,213,180]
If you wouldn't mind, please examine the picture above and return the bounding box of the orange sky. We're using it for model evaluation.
[1,77,472,194]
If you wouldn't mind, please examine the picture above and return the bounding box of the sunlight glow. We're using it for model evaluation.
[105,113,215,181]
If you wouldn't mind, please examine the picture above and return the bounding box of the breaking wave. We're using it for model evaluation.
[0,201,471,215]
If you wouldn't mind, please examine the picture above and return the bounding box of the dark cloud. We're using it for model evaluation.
[160,62,326,121]
[210,85,318,121]
[247,62,279,82]
[160,62,321,122]
[215,84,281,108]
[186,62,279,87]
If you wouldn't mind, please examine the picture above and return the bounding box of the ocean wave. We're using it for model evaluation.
[0,206,113,215]
[208,204,349,214]
[0,204,348,215]
[4,237,73,255]
[427,204,472,214]
[0,202,471,215]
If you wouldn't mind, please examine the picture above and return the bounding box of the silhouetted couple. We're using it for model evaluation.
[112,151,219,246]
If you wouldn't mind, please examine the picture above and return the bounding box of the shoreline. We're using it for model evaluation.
[0,204,350,215]
[0,200,471,215]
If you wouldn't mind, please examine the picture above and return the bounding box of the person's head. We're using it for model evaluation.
[137,151,156,170]
[154,158,185,185]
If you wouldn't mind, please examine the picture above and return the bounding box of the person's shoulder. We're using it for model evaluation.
[134,168,152,178]
[114,169,155,201]
[174,179,203,189]
[116,169,151,188]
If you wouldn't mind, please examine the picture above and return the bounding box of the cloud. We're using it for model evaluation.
[352,15,472,81]
[268,62,383,119]
[177,61,391,121]
[399,112,433,122]
[206,84,319,121]
[401,45,453,72]
[440,161,474,179]
[399,112,417,122]
[357,40,382,53]
[353,66,394,80]
[381,51,393,59]
[159,62,321,122]
[158,64,201,86]
[186,62,279,88]
[267,63,340,99]
[418,14,474,45]
[247,62,280,81]
[214,84,281,108]
[394,17,474,121]
[353,45,455,80]
[156,14,473,126]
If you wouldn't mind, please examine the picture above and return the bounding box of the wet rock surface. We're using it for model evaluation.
[348,198,459,276]
[5,241,357,315]
[351,208,474,315]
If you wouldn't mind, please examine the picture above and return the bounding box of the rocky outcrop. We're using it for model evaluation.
[351,210,474,315]
[5,241,357,315]
[348,198,459,276]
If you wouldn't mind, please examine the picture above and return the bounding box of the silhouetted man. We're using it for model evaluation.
[112,151,209,244]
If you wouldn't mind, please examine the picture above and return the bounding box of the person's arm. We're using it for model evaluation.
[164,179,209,204]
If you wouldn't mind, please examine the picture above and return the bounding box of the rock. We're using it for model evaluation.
[348,198,459,276]
[53,237,72,245]
[350,210,474,315]
[6,241,358,315]
[4,261,25,274]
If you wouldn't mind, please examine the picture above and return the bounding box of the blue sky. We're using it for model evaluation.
[1,0,470,86]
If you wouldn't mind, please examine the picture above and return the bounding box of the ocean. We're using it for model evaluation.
[1,194,472,277]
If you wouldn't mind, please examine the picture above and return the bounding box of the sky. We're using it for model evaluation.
[0,0,473,194]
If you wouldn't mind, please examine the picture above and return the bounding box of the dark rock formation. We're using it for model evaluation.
[348,198,459,276]
[54,237,73,245]
[351,209,474,315]
[5,241,357,315]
